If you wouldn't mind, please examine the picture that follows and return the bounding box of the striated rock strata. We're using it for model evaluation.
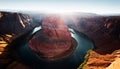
[28,15,72,61]
[81,49,120,69]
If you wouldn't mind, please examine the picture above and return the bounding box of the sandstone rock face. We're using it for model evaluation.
[0,12,3,18]
[0,11,120,69]
[0,12,30,35]
[106,58,120,69]
[68,16,120,54]
[28,15,72,61]
[82,50,120,69]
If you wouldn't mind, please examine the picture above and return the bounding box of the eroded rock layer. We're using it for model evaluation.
[28,15,72,60]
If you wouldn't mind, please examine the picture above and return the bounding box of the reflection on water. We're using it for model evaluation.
[68,28,94,64]
[32,26,42,34]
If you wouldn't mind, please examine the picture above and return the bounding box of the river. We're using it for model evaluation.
[14,26,94,69]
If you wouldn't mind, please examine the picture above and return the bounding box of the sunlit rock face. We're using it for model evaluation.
[28,15,72,61]
[82,49,120,69]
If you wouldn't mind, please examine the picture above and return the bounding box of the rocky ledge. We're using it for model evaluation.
[80,49,120,69]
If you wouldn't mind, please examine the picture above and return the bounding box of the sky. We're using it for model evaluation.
[0,0,120,15]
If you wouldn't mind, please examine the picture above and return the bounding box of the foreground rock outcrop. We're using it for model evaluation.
[106,50,120,69]
[82,49,120,69]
